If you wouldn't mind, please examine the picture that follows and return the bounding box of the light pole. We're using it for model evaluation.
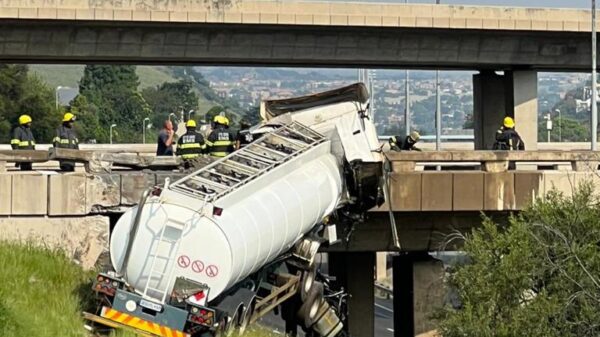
[555,109,561,142]
[405,70,410,136]
[55,86,70,110]
[544,114,552,142]
[142,118,150,144]
[593,0,598,150]
[435,0,441,150]
[168,113,177,124]
[110,124,117,144]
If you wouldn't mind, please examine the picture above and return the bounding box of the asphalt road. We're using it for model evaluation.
[259,296,395,337]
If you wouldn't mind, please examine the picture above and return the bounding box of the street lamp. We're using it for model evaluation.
[55,86,70,110]
[110,124,117,144]
[544,114,552,143]
[168,113,177,124]
[555,109,561,142]
[142,118,150,144]
[188,109,195,121]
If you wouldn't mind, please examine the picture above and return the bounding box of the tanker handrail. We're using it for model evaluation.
[120,188,151,279]
[169,122,326,202]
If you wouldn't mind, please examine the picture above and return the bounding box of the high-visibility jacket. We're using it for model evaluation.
[493,127,525,150]
[176,130,206,160]
[206,126,235,157]
[53,125,79,149]
[53,124,79,171]
[10,125,36,150]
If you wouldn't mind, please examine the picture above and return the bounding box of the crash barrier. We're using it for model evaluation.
[386,150,600,172]
[0,147,179,173]
[382,151,600,212]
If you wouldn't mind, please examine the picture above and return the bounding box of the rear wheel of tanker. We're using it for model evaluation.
[237,299,255,335]
[298,282,324,328]
[219,311,238,337]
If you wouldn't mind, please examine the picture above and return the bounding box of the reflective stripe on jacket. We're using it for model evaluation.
[53,125,79,149]
[11,126,35,150]
[206,127,235,157]
[176,131,206,160]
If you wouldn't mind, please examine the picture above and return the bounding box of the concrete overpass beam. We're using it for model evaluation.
[506,70,538,151]
[473,71,506,150]
[329,252,375,337]
[393,253,445,337]
[473,70,538,150]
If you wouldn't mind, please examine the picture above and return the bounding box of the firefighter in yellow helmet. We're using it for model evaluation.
[206,115,235,157]
[53,112,79,171]
[389,131,422,151]
[10,114,36,171]
[493,116,524,151]
[176,119,206,168]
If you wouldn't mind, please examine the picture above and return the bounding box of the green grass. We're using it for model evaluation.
[0,241,283,337]
[29,65,177,90]
[0,241,95,337]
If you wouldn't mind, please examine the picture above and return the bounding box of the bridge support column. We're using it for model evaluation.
[329,252,375,337]
[393,253,445,337]
[473,70,538,150]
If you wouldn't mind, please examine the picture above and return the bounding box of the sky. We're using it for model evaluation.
[352,0,591,9]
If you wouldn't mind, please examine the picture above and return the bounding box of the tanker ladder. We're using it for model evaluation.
[169,122,325,201]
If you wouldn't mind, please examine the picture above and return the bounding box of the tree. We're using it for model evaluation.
[0,65,61,143]
[142,79,199,129]
[436,183,600,337]
[71,65,151,143]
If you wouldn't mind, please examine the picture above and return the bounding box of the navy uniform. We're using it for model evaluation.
[53,113,79,171]
[10,114,36,171]
[176,120,206,162]
[206,115,235,157]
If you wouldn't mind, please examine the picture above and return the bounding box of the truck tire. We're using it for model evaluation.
[297,281,324,328]
[300,265,317,301]
[237,298,255,335]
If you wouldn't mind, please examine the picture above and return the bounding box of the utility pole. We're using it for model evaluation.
[435,0,442,150]
[593,0,598,150]
[405,70,410,136]
[436,70,441,150]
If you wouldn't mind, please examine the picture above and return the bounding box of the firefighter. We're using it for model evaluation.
[389,131,422,152]
[176,119,206,168]
[10,114,36,171]
[206,115,235,157]
[236,120,254,149]
[493,117,525,151]
[53,112,79,172]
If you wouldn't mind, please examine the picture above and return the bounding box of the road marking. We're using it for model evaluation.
[387,328,394,332]
[375,303,393,313]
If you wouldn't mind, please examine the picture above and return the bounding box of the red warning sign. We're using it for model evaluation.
[177,255,190,268]
[191,260,205,273]
[206,265,219,278]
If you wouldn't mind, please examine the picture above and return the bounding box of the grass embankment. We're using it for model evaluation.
[0,241,282,337]
[0,241,94,337]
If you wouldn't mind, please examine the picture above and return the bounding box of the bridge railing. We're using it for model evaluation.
[385,150,600,173]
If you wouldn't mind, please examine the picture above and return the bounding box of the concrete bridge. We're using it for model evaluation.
[0,0,598,71]
[1,148,600,337]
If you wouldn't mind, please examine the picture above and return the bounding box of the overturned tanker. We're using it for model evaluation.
[84,83,384,337]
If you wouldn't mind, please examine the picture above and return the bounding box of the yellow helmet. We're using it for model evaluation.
[62,112,76,122]
[409,131,421,142]
[213,115,229,126]
[186,119,197,128]
[503,116,515,128]
[18,115,32,125]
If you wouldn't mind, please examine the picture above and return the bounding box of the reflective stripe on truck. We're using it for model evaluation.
[100,306,190,337]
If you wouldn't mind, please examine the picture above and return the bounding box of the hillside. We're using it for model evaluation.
[30,64,177,89]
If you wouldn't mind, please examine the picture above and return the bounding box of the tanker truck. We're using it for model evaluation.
[84,83,384,337]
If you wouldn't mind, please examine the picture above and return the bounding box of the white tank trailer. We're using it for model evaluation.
[86,83,384,337]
